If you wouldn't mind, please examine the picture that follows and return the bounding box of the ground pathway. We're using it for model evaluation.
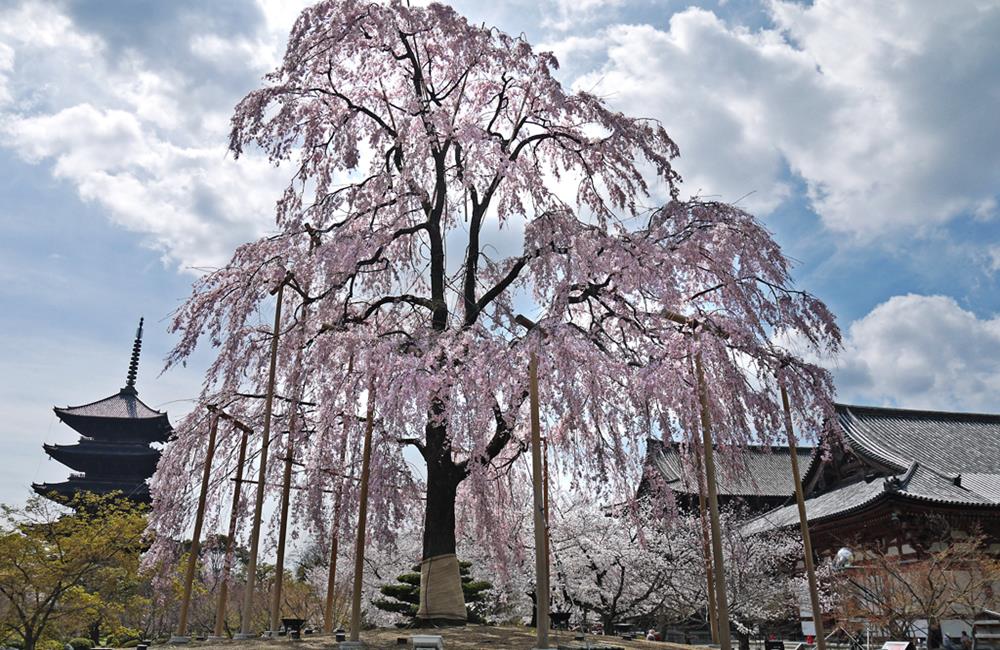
[173,626,701,649]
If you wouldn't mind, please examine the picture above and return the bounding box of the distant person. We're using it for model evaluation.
[961,631,972,650]
[647,629,657,641]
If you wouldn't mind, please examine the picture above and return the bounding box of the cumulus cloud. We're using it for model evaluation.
[0,0,292,270]
[543,0,628,31]
[835,295,1000,412]
[3,0,998,269]
[0,43,12,105]
[570,1,1000,237]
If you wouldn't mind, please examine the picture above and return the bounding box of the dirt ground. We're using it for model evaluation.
[174,626,703,650]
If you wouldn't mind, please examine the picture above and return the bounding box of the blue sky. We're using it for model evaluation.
[1,0,999,506]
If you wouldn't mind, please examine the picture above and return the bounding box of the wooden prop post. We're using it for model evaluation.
[779,377,827,650]
[694,352,733,650]
[349,379,376,642]
[269,310,308,635]
[528,351,551,649]
[172,409,220,643]
[322,419,352,633]
[323,360,355,634]
[515,314,551,650]
[237,280,285,639]
[542,435,551,586]
[693,438,720,644]
[268,416,298,634]
[212,415,251,639]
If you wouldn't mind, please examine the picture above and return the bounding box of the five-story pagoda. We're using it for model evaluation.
[33,318,172,504]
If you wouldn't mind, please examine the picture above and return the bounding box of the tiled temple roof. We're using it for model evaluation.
[837,403,1000,475]
[746,404,1000,533]
[649,440,813,498]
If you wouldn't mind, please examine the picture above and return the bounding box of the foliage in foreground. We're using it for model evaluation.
[0,494,147,650]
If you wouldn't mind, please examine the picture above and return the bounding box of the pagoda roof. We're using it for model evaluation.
[31,476,151,504]
[50,318,173,442]
[55,387,166,420]
[43,441,160,475]
[54,388,172,442]
[648,440,813,498]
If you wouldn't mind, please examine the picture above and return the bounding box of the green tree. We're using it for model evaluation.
[373,561,492,624]
[0,494,147,650]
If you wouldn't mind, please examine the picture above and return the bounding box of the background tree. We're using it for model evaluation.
[551,497,673,633]
[551,498,813,641]
[832,528,1000,641]
[0,494,146,650]
[154,0,841,623]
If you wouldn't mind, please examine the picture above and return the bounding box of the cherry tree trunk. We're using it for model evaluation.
[416,422,467,624]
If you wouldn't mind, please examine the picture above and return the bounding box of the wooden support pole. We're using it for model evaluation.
[349,379,376,642]
[694,352,732,650]
[323,358,355,634]
[212,425,249,639]
[779,377,827,650]
[529,351,551,649]
[237,281,284,639]
[693,439,720,644]
[269,307,308,635]
[542,435,551,586]
[269,411,299,633]
[323,430,351,633]
[172,410,220,642]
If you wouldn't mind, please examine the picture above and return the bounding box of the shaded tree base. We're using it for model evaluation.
[411,618,467,628]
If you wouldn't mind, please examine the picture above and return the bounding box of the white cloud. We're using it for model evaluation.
[987,246,1000,274]
[571,1,1000,237]
[544,0,628,31]
[2,0,998,269]
[0,42,12,105]
[0,1,290,271]
[2,102,285,270]
[835,295,1000,412]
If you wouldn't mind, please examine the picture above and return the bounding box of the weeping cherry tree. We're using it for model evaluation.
[153,0,841,624]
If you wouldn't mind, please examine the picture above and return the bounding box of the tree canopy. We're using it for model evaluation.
[0,495,147,650]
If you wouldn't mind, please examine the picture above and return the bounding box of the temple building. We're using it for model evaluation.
[745,403,1000,547]
[643,440,813,513]
[33,319,172,504]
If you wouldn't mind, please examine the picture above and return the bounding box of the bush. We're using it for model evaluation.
[103,628,141,648]
[36,640,64,650]
[68,638,93,650]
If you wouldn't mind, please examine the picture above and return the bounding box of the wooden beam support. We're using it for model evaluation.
[349,378,376,642]
[780,376,827,650]
[172,409,220,642]
[212,424,249,639]
[323,356,354,634]
[529,351,551,649]
[269,305,309,635]
[237,280,285,639]
[695,352,732,650]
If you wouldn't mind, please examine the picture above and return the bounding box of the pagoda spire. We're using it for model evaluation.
[124,317,144,392]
